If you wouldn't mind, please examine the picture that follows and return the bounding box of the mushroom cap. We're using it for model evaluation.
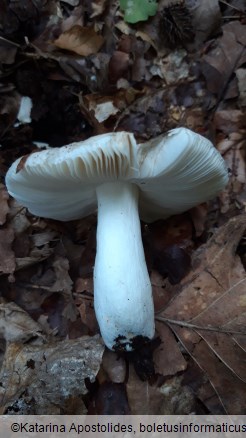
[5,128,228,222]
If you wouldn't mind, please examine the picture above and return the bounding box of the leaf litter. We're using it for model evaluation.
[0,0,245,415]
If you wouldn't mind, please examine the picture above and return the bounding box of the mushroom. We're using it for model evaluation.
[5,128,228,351]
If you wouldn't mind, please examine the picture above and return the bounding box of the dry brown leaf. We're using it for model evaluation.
[187,0,221,45]
[218,142,245,214]
[54,25,104,56]
[236,68,246,106]
[0,227,15,275]
[156,214,246,413]
[173,327,246,414]
[0,335,104,412]
[127,365,195,414]
[215,110,245,137]
[0,184,9,225]
[7,199,30,234]
[102,350,126,383]
[202,21,246,97]
[78,299,98,333]
[90,0,107,18]
[154,322,187,376]
[85,95,120,122]
[0,301,44,342]
[126,364,166,414]
[30,230,58,247]
[49,256,73,294]
[15,245,53,270]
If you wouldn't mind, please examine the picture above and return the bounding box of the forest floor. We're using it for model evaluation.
[0,0,246,414]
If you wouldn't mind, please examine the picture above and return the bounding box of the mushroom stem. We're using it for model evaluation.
[94,181,155,350]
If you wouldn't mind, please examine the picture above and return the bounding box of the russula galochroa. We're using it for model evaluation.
[6,128,228,350]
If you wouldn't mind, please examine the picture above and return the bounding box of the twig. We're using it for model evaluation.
[219,0,245,13]
[156,315,246,335]
[0,36,21,48]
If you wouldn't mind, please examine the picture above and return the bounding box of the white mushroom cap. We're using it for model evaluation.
[6,128,228,222]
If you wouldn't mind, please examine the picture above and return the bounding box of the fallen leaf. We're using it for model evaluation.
[89,0,108,18]
[187,0,221,45]
[215,110,245,136]
[0,300,44,342]
[156,214,246,413]
[202,21,246,98]
[102,350,126,383]
[127,365,195,414]
[49,256,73,294]
[154,322,187,376]
[15,245,53,270]
[78,299,98,333]
[0,228,15,275]
[126,364,165,414]
[0,184,9,225]
[54,25,104,56]
[89,382,130,414]
[236,68,246,106]
[151,50,189,85]
[85,95,120,122]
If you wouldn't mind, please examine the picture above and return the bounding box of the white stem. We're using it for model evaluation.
[94,181,155,350]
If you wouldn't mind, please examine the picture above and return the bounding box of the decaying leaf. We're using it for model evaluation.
[126,364,164,414]
[127,364,195,414]
[202,21,246,97]
[0,300,44,343]
[0,184,9,226]
[102,350,126,383]
[156,214,246,413]
[187,0,221,45]
[89,382,130,414]
[54,25,104,56]
[15,245,53,270]
[154,322,187,376]
[49,256,73,294]
[0,335,104,413]
[0,228,15,275]
[89,0,108,18]
[236,68,246,106]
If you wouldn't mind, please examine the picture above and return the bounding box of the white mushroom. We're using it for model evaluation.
[5,128,228,351]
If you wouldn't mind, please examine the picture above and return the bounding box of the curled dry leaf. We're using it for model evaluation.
[156,214,246,413]
[0,335,104,412]
[54,25,104,56]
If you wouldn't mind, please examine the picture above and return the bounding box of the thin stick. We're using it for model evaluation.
[156,315,246,335]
